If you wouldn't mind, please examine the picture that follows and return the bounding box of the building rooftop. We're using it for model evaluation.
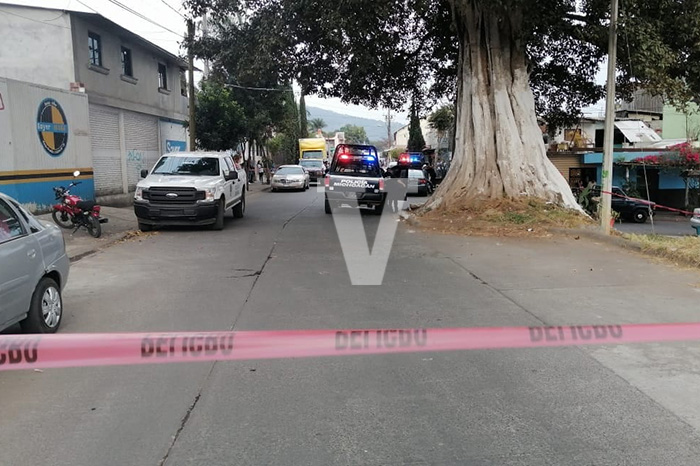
[0,1,190,69]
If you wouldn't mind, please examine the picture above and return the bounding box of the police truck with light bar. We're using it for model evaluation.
[324,144,386,215]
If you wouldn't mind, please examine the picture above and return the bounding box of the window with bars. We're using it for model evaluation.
[158,63,168,90]
[88,32,102,66]
[121,47,133,76]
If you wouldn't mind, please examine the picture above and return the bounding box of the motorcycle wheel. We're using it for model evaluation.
[51,210,73,229]
[86,216,102,238]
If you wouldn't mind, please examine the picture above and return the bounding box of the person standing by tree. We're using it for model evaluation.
[257,160,264,183]
[247,158,255,184]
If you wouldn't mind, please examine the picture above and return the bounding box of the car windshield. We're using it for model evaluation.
[301,150,323,159]
[276,167,304,175]
[333,156,381,176]
[152,156,220,176]
[300,160,323,168]
[409,169,424,179]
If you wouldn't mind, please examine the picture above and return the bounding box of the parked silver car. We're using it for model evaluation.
[0,193,69,333]
[270,165,310,191]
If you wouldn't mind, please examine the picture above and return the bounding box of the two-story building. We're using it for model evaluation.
[0,2,190,202]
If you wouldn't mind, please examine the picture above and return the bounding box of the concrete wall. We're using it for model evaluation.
[70,14,188,121]
[662,104,700,140]
[0,6,75,90]
[159,119,188,155]
[0,78,93,211]
[393,119,440,150]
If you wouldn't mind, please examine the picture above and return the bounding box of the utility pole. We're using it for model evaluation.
[601,0,619,234]
[386,108,392,150]
[187,19,196,150]
[201,12,210,77]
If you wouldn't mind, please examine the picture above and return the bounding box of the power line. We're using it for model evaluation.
[160,0,186,19]
[72,0,99,14]
[104,0,183,36]
[226,83,293,92]
[0,8,71,29]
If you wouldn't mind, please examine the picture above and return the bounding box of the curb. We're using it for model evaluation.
[68,230,134,263]
[551,227,700,269]
[550,227,641,251]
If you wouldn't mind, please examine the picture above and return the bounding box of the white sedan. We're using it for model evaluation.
[270,165,310,191]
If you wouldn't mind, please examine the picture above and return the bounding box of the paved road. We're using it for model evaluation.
[3,187,700,465]
[614,212,696,236]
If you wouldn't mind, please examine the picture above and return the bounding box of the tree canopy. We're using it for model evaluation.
[193,80,247,151]
[186,0,700,210]
[308,118,326,134]
[336,124,369,144]
[407,114,426,152]
[187,0,700,133]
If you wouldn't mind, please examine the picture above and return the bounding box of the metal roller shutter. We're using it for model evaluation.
[90,104,122,196]
[549,155,582,180]
[124,111,160,191]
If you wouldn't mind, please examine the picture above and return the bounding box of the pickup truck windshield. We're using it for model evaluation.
[300,160,323,168]
[152,156,220,176]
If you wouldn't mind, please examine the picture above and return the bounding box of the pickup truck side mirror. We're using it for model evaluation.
[140,169,149,178]
[225,171,238,181]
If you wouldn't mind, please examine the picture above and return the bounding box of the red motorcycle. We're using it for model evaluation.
[52,172,108,238]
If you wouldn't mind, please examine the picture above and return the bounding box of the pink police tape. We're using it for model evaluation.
[2,322,700,371]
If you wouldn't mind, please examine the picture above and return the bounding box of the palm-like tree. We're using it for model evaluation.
[308,118,327,134]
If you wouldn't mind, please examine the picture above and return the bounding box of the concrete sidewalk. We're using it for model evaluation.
[39,181,270,261]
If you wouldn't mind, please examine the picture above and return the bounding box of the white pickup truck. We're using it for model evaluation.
[134,151,246,231]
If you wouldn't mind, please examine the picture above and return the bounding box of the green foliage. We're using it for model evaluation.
[577,182,595,215]
[308,118,326,133]
[194,80,247,151]
[336,124,369,144]
[407,113,426,152]
[388,147,403,160]
[428,106,453,133]
[186,0,700,150]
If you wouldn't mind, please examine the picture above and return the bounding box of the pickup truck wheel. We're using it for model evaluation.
[20,277,62,333]
[138,222,153,232]
[633,209,648,223]
[233,193,245,218]
[325,198,332,214]
[374,203,385,215]
[212,199,225,230]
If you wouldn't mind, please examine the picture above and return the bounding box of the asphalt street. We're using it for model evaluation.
[2,186,700,465]
[614,212,697,237]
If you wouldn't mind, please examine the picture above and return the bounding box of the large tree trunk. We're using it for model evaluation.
[427,2,580,211]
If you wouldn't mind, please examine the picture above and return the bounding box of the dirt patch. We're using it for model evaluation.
[410,197,593,237]
[117,230,160,243]
[622,233,700,268]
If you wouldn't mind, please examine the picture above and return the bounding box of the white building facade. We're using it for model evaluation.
[0,3,190,199]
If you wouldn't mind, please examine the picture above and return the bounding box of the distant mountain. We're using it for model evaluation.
[306,106,407,142]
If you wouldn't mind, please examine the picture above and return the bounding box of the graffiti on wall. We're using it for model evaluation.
[127,149,145,173]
